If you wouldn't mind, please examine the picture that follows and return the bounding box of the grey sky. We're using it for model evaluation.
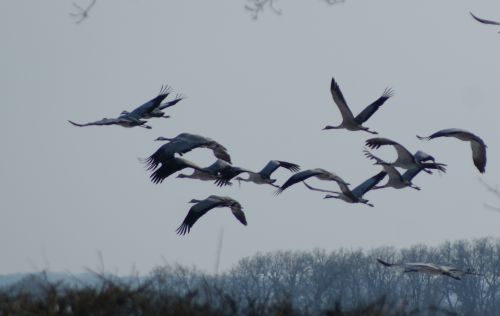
[1,0,499,275]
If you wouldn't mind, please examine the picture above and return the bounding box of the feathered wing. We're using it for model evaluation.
[230,202,247,226]
[157,94,184,110]
[150,158,202,184]
[176,199,221,235]
[470,12,500,25]
[365,138,415,165]
[351,171,387,197]
[330,77,355,122]
[354,88,394,124]
[68,118,121,127]
[377,258,396,267]
[259,160,301,178]
[129,86,171,118]
[471,140,487,173]
[215,166,253,187]
[275,169,323,194]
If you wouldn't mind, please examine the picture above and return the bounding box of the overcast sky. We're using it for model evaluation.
[1,0,499,276]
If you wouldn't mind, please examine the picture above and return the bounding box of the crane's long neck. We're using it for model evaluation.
[322,125,341,130]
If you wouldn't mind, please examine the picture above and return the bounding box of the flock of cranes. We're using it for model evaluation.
[69,74,487,279]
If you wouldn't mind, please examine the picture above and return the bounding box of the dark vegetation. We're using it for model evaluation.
[1,238,499,315]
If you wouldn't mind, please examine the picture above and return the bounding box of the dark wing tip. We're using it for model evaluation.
[376,258,392,267]
[416,135,430,141]
[175,223,190,235]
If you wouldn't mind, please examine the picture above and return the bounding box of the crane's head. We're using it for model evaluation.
[322,125,340,130]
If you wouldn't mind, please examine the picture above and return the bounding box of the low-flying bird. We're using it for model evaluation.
[177,159,232,182]
[365,137,442,172]
[176,196,247,235]
[216,160,301,187]
[143,133,231,172]
[470,12,500,32]
[120,86,184,120]
[363,149,446,190]
[274,168,347,195]
[417,128,487,173]
[323,77,394,134]
[149,157,204,184]
[304,171,387,207]
[377,258,481,280]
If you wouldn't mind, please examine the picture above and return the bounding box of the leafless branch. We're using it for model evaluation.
[70,0,96,24]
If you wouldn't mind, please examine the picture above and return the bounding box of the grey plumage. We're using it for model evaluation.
[323,77,394,134]
[377,258,481,280]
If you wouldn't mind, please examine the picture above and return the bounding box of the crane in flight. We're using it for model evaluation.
[323,77,394,134]
[68,85,181,129]
[176,196,247,235]
[365,137,444,172]
[417,128,487,173]
[363,149,446,190]
[304,171,387,207]
[377,258,481,280]
[216,160,301,187]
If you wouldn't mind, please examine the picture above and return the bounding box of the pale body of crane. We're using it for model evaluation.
[323,77,394,134]
[377,258,481,280]
[176,195,247,235]
[417,128,487,173]
[218,160,300,187]
[304,171,387,207]
[177,159,232,182]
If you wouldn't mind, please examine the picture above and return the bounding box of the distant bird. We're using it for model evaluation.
[176,196,247,235]
[377,258,481,280]
[149,157,204,184]
[217,160,301,187]
[120,86,184,120]
[365,137,443,172]
[275,168,347,195]
[144,133,231,172]
[323,77,394,134]
[177,159,232,182]
[68,115,151,129]
[305,171,387,207]
[363,149,446,190]
[68,85,181,129]
[417,128,487,173]
[470,12,500,32]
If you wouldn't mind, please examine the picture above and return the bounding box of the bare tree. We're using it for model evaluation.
[70,0,96,24]
[245,0,345,20]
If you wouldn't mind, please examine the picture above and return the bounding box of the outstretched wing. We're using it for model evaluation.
[366,137,415,165]
[470,12,500,26]
[129,85,171,117]
[352,171,387,197]
[68,118,121,127]
[354,87,394,124]
[215,166,252,187]
[176,198,223,235]
[377,258,397,267]
[471,140,487,173]
[330,77,355,122]
[259,160,301,178]
[275,169,323,195]
[230,202,247,226]
[157,94,185,110]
